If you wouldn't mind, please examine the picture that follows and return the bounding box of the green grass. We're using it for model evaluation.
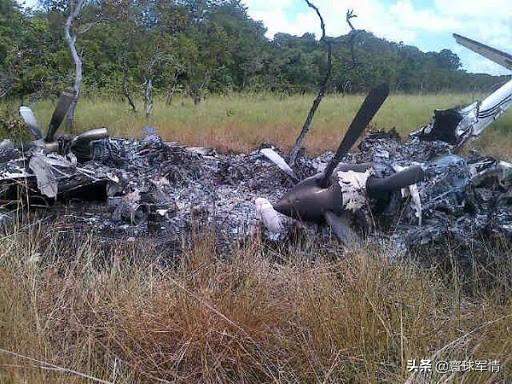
[21,93,512,157]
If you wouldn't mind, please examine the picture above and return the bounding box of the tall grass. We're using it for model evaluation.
[1,93,512,382]
[0,222,511,383]
[21,93,512,157]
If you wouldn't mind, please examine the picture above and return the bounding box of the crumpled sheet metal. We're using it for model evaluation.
[336,168,373,212]
[351,131,512,252]
[28,153,59,198]
[1,128,512,255]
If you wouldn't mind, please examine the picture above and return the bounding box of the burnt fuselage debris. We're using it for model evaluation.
[2,125,512,255]
[1,33,512,256]
[0,132,299,248]
[258,34,512,251]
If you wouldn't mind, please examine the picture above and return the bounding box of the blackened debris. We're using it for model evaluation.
[415,108,464,145]
[349,131,512,254]
[1,129,512,256]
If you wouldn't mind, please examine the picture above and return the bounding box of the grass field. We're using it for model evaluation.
[1,224,511,383]
[1,93,512,383]
[23,93,512,157]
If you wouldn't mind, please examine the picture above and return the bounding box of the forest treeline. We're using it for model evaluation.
[1,0,509,103]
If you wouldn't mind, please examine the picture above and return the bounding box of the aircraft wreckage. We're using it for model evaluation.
[1,34,512,255]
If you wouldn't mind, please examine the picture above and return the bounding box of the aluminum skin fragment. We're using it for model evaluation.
[28,153,58,198]
[336,168,373,212]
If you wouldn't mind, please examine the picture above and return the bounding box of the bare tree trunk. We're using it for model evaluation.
[190,85,201,105]
[64,0,86,131]
[144,78,153,118]
[166,84,180,106]
[188,71,210,106]
[188,83,202,105]
[165,74,178,106]
[165,85,175,106]
[288,0,332,166]
[122,63,137,113]
[289,5,360,166]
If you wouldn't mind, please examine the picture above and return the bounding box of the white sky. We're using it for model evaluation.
[243,0,512,75]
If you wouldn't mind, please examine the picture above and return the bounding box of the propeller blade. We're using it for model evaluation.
[367,165,425,193]
[260,148,298,182]
[454,33,512,71]
[320,83,389,187]
[45,90,74,142]
[19,106,43,139]
[324,211,360,247]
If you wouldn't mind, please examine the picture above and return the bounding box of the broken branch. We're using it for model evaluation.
[289,0,332,166]
[289,6,363,166]
[344,10,360,70]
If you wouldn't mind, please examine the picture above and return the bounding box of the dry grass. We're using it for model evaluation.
[1,93,512,382]
[24,93,512,158]
[0,220,511,383]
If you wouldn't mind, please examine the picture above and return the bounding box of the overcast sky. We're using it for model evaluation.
[16,0,511,75]
[242,0,512,75]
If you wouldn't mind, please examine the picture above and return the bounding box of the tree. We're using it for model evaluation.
[289,5,359,166]
[64,0,87,129]
[1,0,505,102]
[0,0,43,99]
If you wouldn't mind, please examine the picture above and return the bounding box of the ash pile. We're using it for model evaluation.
[0,130,303,248]
[1,127,512,255]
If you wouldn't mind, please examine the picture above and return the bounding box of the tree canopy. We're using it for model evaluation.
[0,0,508,101]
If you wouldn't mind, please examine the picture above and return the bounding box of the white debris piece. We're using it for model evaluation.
[186,146,217,157]
[259,148,297,180]
[393,165,422,225]
[255,197,283,234]
[28,153,58,198]
[66,152,78,165]
[498,161,512,185]
[336,169,373,212]
[407,183,422,225]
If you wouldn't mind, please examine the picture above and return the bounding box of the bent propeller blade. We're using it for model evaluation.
[45,90,74,142]
[19,106,43,139]
[366,165,425,193]
[324,211,360,247]
[454,33,512,71]
[320,83,389,187]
